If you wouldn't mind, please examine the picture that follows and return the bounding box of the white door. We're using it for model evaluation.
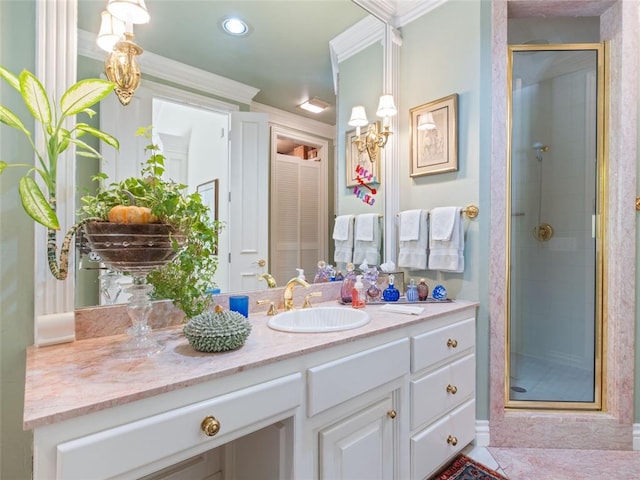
[228,112,269,292]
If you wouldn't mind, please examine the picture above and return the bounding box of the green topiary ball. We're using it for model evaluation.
[183,309,252,352]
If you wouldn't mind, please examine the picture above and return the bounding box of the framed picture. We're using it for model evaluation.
[346,128,380,187]
[410,93,458,177]
[196,179,219,223]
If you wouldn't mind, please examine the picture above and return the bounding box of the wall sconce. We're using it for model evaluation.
[97,0,150,106]
[348,94,397,161]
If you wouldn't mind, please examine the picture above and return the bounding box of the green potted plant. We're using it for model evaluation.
[0,66,119,280]
[79,126,221,320]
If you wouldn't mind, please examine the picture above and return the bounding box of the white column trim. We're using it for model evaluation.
[34,0,77,343]
[382,25,402,265]
[475,420,490,447]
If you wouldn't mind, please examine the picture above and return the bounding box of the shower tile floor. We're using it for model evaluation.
[508,353,593,402]
[464,445,640,479]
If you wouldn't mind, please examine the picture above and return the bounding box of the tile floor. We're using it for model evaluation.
[464,445,640,479]
[509,353,594,402]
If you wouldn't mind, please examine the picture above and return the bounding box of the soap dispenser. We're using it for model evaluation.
[341,263,357,303]
[382,274,400,302]
[351,275,366,309]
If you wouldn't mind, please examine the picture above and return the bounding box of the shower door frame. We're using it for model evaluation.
[505,43,606,411]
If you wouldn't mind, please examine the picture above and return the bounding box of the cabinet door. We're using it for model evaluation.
[319,397,395,480]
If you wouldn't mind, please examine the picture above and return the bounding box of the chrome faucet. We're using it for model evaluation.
[258,273,277,288]
[283,276,310,311]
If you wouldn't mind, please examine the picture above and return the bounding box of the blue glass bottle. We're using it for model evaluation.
[432,284,448,300]
[406,278,419,302]
[382,274,400,302]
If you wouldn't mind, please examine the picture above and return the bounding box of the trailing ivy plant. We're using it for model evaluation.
[0,66,118,279]
[79,126,222,319]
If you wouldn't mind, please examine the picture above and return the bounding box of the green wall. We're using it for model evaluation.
[0,1,36,479]
[398,0,491,419]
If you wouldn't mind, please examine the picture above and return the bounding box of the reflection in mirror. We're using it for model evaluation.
[74,0,384,308]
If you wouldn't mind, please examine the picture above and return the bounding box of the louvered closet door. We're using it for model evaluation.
[299,160,321,279]
[272,154,322,286]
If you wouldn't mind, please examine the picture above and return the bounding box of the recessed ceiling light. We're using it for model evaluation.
[299,98,330,114]
[222,17,248,36]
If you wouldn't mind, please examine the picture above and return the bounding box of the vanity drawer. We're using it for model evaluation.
[410,353,475,430]
[410,399,475,480]
[56,373,302,480]
[307,338,409,416]
[411,317,475,373]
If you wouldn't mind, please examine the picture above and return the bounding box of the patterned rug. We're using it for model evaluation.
[433,454,509,480]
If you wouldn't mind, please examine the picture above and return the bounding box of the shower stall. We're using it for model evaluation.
[507,44,604,408]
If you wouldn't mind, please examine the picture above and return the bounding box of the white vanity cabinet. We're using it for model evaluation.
[409,312,477,479]
[27,302,477,480]
[308,339,409,479]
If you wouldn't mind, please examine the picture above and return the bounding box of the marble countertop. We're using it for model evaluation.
[24,300,477,430]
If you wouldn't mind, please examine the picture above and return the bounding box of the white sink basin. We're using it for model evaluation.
[267,307,370,333]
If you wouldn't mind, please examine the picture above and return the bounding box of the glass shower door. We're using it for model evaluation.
[507,45,604,408]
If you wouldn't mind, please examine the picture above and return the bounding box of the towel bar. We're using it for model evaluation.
[395,205,479,219]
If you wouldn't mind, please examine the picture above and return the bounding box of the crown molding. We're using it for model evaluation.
[329,15,386,93]
[78,29,260,105]
[394,0,448,27]
[354,0,449,28]
[251,102,335,140]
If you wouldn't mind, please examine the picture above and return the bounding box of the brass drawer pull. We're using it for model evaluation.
[201,416,221,437]
[387,409,397,419]
[446,435,458,446]
[447,338,458,348]
[446,384,458,395]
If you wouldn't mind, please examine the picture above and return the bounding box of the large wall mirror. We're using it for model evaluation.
[73,0,385,309]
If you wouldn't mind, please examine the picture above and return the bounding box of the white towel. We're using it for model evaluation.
[397,210,428,270]
[399,209,422,241]
[428,207,464,272]
[430,206,459,241]
[333,215,354,264]
[333,215,353,241]
[353,214,381,265]
[355,213,377,241]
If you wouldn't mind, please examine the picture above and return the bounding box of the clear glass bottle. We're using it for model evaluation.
[313,260,329,283]
[382,274,400,302]
[340,263,357,303]
[406,278,419,302]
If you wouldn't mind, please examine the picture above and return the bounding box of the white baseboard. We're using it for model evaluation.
[475,420,490,447]
[633,423,640,451]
